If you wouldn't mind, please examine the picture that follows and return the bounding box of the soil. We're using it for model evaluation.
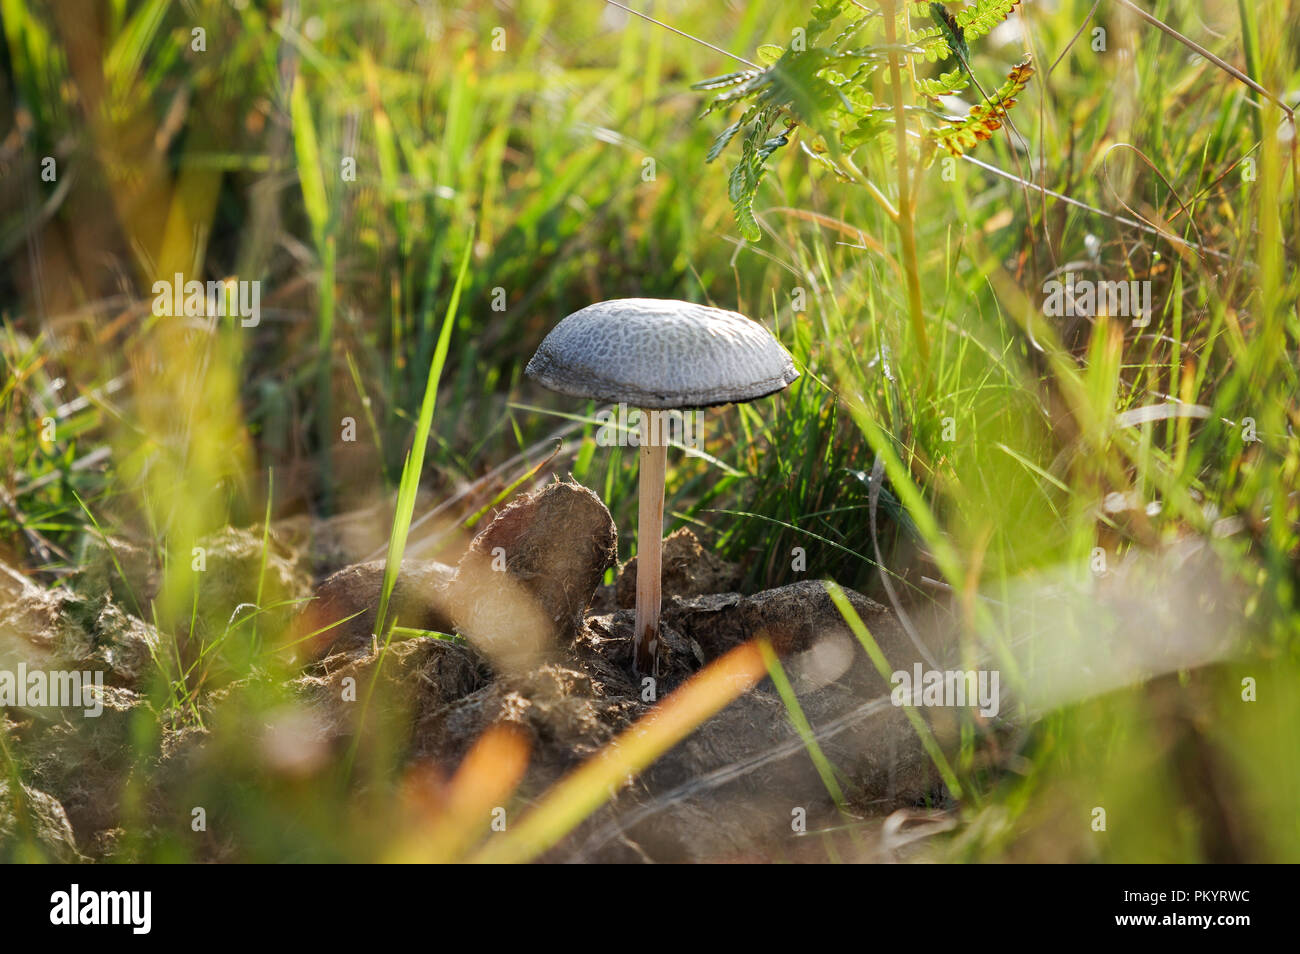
[0,477,959,862]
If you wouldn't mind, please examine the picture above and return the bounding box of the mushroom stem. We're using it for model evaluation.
[634,434,667,675]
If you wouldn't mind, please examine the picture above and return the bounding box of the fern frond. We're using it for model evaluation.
[808,0,850,42]
[829,15,872,52]
[908,24,952,62]
[727,107,792,241]
[691,69,760,92]
[957,0,1023,42]
[915,67,970,98]
[922,55,1033,162]
[707,118,746,163]
[929,2,970,68]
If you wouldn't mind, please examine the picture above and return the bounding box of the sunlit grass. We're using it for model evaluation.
[0,0,1296,862]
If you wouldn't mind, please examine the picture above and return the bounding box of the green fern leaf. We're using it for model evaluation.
[707,117,746,163]
[922,55,1033,162]
[957,0,1023,42]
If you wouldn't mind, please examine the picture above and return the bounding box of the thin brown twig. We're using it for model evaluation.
[601,0,759,70]
[959,154,1236,263]
[1115,0,1294,122]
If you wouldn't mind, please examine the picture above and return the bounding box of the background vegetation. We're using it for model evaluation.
[1,0,1297,861]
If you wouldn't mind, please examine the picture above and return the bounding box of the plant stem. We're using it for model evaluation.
[882,0,930,369]
[634,435,667,676]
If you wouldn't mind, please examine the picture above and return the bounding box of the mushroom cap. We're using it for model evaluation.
[525,298,799,409]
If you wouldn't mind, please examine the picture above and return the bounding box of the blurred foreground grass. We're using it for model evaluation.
[0,0,1297,861]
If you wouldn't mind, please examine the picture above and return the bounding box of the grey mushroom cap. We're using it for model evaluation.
[525,298,799,409]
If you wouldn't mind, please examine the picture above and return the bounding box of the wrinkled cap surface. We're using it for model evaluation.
[525,298,799,409]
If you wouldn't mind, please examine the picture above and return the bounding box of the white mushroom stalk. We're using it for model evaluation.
[635,437,667,675]
[526,298,798,676]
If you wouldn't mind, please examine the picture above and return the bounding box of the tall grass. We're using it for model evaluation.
[0,0,1296,861]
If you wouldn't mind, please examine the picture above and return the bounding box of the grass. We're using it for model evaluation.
[0,0,1297,862]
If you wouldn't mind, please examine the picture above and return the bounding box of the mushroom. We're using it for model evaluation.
[525,298,798,675]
